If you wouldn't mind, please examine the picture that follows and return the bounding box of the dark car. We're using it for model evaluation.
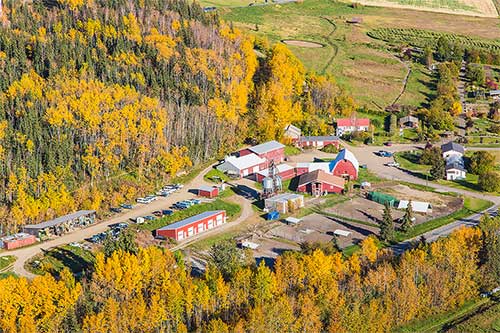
[152,211,163,217]
[110,207,123,213]
[144,215,156,221]
[162,209,174,216]
[120,203,133,209]
[384,141,393,146]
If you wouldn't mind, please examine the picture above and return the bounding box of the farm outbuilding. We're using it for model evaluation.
[297,136,340,149]
[397,200,432,214]
[441,141,465,159]
[296,170,345,195]
[336,118,370,136]
[284,124,302,141]
[155,210,226,241]
[368,192,398,207]
[239,140,285,164]
[399,115,419,128]
[0,233,36,250]
[255,164,295,182]
[216,153,267,178]
[197,185,219,198]
[265,193,305,214]
[329,148,359,180]
[23,210,96,238]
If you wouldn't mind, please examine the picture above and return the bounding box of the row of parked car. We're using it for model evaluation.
[135,184,184,204]
[171,198,201,210]
[87,222,129,244]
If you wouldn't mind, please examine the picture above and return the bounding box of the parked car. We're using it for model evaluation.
[173,203,189,209]
[188,199,201,205]
[386,162,400,167]
[110,222,129,230]
[136,197,149,204]
[152,211,163,217]
[145,195,158,201]
[377,150,393,157]
[174,183,184,189]
[162,209,174,216]
[120,203,133,209]
[110,207,123,213]
[384,141,393,146]
[143,215,156,221]
[156,190,170,197]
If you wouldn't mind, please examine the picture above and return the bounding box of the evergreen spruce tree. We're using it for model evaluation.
[400,199,414,233]
[380,202,395,242]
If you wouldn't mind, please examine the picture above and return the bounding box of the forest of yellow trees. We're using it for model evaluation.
[1,219,499,332]
[0,0,355,233]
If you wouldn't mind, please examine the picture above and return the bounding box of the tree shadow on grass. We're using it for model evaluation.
[48,247,94,280]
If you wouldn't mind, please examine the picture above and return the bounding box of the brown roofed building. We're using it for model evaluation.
[296,170,345,196]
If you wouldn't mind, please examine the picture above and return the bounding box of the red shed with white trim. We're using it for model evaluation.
[156,211,226,241]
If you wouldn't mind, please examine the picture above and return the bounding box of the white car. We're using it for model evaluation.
[386,162,400,167]
[136,197,153,204]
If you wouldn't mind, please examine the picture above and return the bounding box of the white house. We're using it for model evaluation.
[441,141,465,160]
[445,162,466,181]
[216,154,267,178]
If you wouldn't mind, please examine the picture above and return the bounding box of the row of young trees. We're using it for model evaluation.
[1,217,499,332]
[0,0,355,232]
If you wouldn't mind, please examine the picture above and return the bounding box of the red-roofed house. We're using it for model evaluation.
[336,118,370,136]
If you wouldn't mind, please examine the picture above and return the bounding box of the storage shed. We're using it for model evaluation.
[368,192,398,207]
[156,210,226,241]
[265,193,305,214]
[239,140,285,164]
[197,185,219,198]
[0,233,36,250]
[296,170,345,195]
[23,210,96,238]
[397,200,432,214]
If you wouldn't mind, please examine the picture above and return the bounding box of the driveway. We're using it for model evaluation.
[0,163,217,278]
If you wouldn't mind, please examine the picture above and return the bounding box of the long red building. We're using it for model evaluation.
[156,211,226,241]
[239,140,285,164]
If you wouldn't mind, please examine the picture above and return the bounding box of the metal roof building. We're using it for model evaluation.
[23,210,96,237]
[248,140,285,155]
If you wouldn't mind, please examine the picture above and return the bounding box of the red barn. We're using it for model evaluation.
[197,185,219,198]
[329,149,359,180]
[156,211,226,241]
[1,233,36,250]
[297,136,340,149]
[239,141,285,164]
[296,170,345,195]
[255,164,295,182]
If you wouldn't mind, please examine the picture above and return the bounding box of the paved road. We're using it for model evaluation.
[0,164,217,277]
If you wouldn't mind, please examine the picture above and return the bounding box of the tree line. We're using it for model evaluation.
[1,215,499,332]
[0,0,354,233]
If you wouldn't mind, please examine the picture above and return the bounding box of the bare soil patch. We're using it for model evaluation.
[282,40,324,48]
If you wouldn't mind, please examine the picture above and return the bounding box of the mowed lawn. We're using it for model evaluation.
[221,0,500,109]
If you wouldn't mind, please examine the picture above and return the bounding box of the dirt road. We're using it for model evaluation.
[0,164,217,278]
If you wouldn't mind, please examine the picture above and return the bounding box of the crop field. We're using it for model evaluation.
[369,28,500,52]
[222,0,500,109]
[355,0,498,18]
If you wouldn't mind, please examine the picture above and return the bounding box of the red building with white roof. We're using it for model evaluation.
[336,118,370,136]
[216,153,267,178]
[255,164,296,182]
[156,211,226,241]
[297,136,340,149]
[239,140,285,164]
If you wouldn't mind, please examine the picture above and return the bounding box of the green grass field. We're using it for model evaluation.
[27,245,95,278]
[0,256,16,271]
[221,0,500,111]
